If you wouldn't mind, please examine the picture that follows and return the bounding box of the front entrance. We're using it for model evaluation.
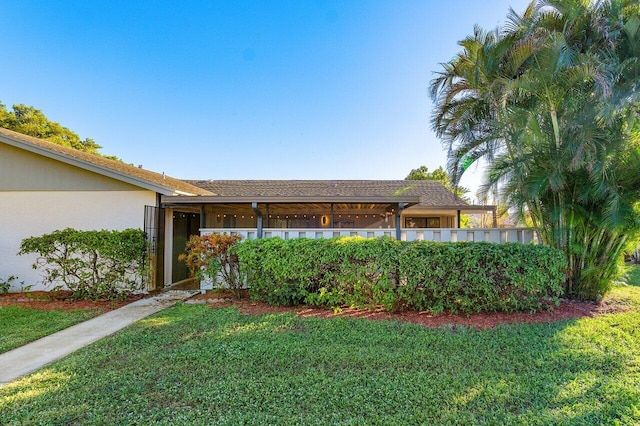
[171,211,201,283]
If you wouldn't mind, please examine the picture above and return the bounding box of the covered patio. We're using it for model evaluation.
[158,180,531,286]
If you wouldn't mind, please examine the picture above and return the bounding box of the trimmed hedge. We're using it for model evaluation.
[19,228,148,301]
[234,237,566,314]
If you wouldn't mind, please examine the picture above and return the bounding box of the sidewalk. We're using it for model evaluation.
[0,290,197,387]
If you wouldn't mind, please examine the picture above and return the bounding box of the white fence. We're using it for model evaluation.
[200,228,535,244]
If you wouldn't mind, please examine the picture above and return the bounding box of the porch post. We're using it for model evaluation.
[330,203,334,228]
[252,202,263,238]
[492,207,498,228]
[395,203,406,240]
[200,204,206,229]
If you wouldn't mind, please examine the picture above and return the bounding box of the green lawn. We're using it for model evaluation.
[0,307,101,354]
[624,264,640,286]
[1,286,639,425]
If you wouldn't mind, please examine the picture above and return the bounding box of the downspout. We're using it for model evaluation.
[395,203,406,240]
[252,202,263,239]
[457,210,461,229]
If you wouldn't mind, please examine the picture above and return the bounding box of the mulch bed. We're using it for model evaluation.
[1,290,629,329]
[0,290,147,312]
[192,291,629,329]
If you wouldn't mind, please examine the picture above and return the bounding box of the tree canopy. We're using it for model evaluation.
[430,0,640,299]
[0,102,107,156]
[405,165,469,198]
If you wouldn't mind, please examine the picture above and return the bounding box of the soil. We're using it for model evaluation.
[1,289,629,329]
[0,290,148,312]
[192,290,630,329]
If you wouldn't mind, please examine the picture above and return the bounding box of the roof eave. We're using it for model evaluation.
[161,195,423,205]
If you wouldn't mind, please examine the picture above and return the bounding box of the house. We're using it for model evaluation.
[1,128,528,292]
[0,127,210,291]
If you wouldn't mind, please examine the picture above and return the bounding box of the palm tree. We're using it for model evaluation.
[431,0,640,299]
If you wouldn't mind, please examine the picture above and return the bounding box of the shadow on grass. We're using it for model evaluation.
[0,304,638,425]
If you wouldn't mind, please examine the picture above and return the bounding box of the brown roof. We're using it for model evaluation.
[0,127,212,196]
[186,180,469,207]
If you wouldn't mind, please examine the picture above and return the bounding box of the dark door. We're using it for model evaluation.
[172,212,201,283]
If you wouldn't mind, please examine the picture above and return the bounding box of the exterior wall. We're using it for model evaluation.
[0,143,145,191]
[0,190,157,291]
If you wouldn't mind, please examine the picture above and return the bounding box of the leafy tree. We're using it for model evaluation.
[405,165,469,197]
[406,165,472,227]
[431,0,640,299]
[0,102,116,158]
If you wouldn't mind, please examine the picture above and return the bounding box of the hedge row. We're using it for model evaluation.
[19,228,148,301]
[234,237,566,314]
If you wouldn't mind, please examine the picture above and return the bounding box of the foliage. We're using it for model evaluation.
[0,306,101,354]
[406,165,472,227]
[235,236,565,314]
[18,228,148,301]
[178,233,244,296]
[0,102,101,153]
[0,275,21,294]
[430,0,640,300]
[624,265,640,287]
[405,165,469,198]
[0,101,121,160]
[1,286,639,424]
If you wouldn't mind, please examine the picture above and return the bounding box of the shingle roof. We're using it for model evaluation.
[0,127,212,196]
[186,180,469,207]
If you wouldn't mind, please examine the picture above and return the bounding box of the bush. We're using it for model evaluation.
[18,228,148,301]
[178,233,244,296]
[0,276,18,293]
[235,237,566,314]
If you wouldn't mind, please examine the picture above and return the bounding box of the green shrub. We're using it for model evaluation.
[178,233,244,296]
[0,276,18,294]
[396,242,566,313]
[18,228,148,301]
[235,237,566,314]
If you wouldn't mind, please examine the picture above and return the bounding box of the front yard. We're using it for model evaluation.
[0,307,99,354]
[0,291,142,354]
[1,281,639,425]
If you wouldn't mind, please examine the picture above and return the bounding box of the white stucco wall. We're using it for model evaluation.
[0,190,157,291]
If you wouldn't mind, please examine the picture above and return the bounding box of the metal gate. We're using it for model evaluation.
[144,205,165,290]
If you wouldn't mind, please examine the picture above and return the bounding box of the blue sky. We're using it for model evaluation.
[1,0,531,201]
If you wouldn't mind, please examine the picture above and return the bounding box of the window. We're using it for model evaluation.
[405,217,441,228]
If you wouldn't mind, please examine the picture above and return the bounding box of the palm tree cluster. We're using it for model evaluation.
[431,0,640,299]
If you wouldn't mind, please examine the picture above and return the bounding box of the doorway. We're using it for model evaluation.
[171,211,201,283]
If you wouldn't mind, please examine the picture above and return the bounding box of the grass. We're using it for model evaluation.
[1,283,639,425]
[0,307,101,354]
[624,263,640,286]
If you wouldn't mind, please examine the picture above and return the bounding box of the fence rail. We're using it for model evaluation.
[200,228,535,244]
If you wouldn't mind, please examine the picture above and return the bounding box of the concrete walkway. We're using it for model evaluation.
[0,290,197,387]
